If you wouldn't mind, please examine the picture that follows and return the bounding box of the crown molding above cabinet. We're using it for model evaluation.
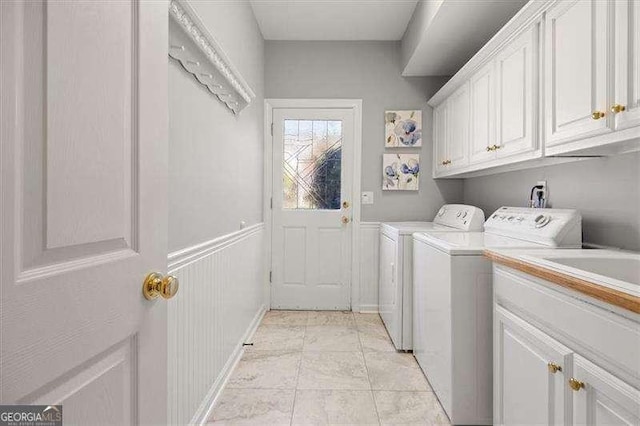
[168,0,256,115]
[429,0,640,179]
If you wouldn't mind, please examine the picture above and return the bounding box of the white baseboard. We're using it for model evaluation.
[192,304,267,425]
[356,304,379,314]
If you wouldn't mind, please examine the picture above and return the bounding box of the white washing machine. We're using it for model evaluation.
[379,204,485,351]
[412,207,582,425]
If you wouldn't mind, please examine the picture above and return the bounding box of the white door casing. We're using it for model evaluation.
[433,102,448,175]
[270,107,355,310]
[1,2,168,424]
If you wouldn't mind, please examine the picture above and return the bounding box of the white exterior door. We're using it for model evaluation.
[495,25,537,157]
[1,2,168,425]
[494,306,571,426]
[545,0,609,146]
[271,108,354,310]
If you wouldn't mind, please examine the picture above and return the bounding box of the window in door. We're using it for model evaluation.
[283,119,342,210]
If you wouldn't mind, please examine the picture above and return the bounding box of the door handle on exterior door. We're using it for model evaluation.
[342,201,350,209]
[341,216,350,224]
[143,272,180,300]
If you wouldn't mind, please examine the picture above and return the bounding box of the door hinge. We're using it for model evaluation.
[269,271,272,283]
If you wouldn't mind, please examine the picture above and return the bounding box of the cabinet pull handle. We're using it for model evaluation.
[486,146,492,152]
[547,362,562,374]
[569,378,585,391]
[611,104,626,114]
[591,111,605,120]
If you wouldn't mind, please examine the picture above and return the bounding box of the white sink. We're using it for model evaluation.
[542,257,640,286]
[515,249,640,297]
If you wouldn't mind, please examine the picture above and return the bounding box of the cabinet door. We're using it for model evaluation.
[495,25,537,158]
[614,0,640,130]
[571,355,640,425]
[545,0,609,146]
[446,83,470,170]
[433,102,448,175]
[470,61,497,164]
[494,306,572,426]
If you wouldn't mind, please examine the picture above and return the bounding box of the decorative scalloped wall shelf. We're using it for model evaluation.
[169,0,256,114]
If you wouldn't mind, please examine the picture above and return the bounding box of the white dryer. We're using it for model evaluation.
[379,204,485,351]
[412,207,582,425]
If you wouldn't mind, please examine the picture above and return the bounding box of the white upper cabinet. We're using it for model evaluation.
[545,0,610,147]
[446,83,470,170]
[614,0,640,131]
[496,25,537,158]
[428,0,640,178]
[469,62,496,164]
[433,102,448,175]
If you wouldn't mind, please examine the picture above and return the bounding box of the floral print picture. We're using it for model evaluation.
[385,110,422,147]
[383,154,420,191]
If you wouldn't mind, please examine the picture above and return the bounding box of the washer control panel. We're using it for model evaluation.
[433,204,485,231]
[485,207,582,247]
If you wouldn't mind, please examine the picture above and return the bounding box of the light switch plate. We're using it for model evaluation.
[361,191,374,205]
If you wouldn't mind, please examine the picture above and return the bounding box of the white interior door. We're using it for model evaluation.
[271,108,354,310]
[1,2,168,424]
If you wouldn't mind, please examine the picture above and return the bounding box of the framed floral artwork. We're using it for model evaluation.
[382,154,420,191]
[385,110,422,147]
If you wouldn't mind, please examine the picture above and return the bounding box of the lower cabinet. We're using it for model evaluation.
[572,355,640,425]
[494,304,640,425]
[494,306,571,425]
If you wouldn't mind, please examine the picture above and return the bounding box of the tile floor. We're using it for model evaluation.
[208,310,450,425]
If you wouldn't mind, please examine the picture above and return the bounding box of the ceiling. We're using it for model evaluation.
[402,0,529,76]
[249,0,420,41]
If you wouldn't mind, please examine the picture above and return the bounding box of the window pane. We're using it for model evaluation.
[283,119,342,210]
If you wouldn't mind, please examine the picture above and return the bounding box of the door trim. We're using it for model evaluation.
[263,99,363,311]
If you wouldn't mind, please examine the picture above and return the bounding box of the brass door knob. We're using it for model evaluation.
[547,362,562,374]
[569,378,585,391]
[611,104,626,114]
[342,201,350,209]
[143,272,179,300]
[341,216,350,224]
[591,111,605,120]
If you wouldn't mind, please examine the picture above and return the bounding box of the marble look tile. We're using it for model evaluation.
[261,310,309,326]
[358,324,396,352]
[208,389,295,425]
[303,325,361,352]
[354,312,384,328]
[307,311,356,326]
[373,391,450,425]
[248,325,305,351]
[226,350,301,389]
[365,352,430,391]
[292,390,379,425]
[297,352,370,390]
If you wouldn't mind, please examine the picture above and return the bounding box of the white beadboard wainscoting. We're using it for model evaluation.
[357,222,380,313]
[167,223,266,425]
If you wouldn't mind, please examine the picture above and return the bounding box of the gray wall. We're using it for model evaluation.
[265,41,464,222]
[463,152,640,251]
[169,0,264,252]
